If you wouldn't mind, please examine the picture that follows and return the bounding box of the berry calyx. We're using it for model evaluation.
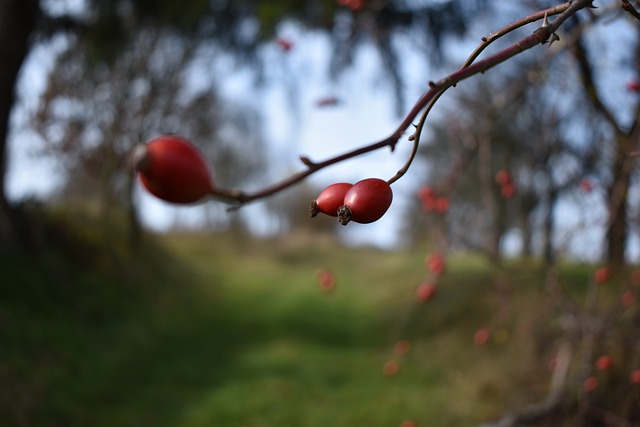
[337,178,393,225]
[133,135,215,204]
[310,183,353,217]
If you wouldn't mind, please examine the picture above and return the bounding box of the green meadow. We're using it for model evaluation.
[0,230,597,426]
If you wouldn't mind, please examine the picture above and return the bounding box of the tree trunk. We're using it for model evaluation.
[543,189,558,267]
[0,0,40,245]
[605,133,633,268]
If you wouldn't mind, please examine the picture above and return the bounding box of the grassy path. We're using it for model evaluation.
[1,232,564,426]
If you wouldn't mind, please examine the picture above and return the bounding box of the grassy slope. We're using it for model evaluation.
[0,230,591,427]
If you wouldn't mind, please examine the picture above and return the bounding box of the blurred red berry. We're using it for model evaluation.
[415,282,437,303]
[596,355,613,371]
[583,376,599,393]
[495,170,512,186]
[426,253,446,276]
[275,37,293,51]
[383,360,400,376]
[315,96,340,107]
[434,197,450,214]
[622,290,636,307]
[594,266,611,284]
[579,179,593,192]
[630,369,640,384]
[395,340,411,356]
[474,328,490,346]
[627,80,640,92]
[501,183,517,199]
[400,421,417,427]
[316,269,336,293]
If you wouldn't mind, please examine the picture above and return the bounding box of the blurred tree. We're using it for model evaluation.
[404,54,602,263]
[569,27,640,268]
[1,0,492,248]
[34,25,268,239]
[0,0,40,247]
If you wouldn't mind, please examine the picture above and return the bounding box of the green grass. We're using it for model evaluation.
[0,230,615,426]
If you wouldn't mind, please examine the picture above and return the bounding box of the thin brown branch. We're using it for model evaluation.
[463,2,572,68]
[208,0,594,207]
[572,35,622,131]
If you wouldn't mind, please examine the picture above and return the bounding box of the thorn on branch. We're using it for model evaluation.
[541,11,550,28]
[299,155,316,167]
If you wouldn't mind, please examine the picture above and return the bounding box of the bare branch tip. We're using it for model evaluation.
[299,155,316,167]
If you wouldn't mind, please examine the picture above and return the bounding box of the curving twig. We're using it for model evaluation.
[206,0,594,208]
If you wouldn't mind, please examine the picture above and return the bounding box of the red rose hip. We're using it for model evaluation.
[310,182,353,217]
[337,178,393,225]
[133,135,215,204]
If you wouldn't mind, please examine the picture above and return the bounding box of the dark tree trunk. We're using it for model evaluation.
[0,0,40,245]
[605,133,633,268]
[543,188,558,267]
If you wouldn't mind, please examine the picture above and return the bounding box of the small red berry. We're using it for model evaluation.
[579,179,593,193]
[583,376,599,393]
[630,369,640,384]
[426,253,445,276]
[594,266,611,284]
[310,183,353,217]
[415,282,436,302]
[315,96,340,107]
[133,135,215,204]
[596,355,613,371]
[434,197,450,214]
[316,269,337,293]
[338,178,393,225]
[622,290,636,307]
[501,182,517,199]
[418,186,435,201]
[400,421,417,427]
[383,360,400,376]
[627,80,640,92]
[394,340,411,355]
[495,170,512,186]
[275,37,293,51]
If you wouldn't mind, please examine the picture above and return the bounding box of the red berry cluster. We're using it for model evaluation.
[417,186,449,214]
[310,178,393,226]
[415,252,446,303]
[133,135,215,204]
[495,169,516,199]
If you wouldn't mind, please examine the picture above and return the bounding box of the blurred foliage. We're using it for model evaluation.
[2,219,639,426]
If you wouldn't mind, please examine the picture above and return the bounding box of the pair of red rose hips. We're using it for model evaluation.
[132,135,215,204]
[310,178,393,225]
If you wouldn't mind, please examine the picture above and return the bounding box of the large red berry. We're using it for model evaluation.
[310,183,353,217]
[337,178,393,225]
[133,135,215,204]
